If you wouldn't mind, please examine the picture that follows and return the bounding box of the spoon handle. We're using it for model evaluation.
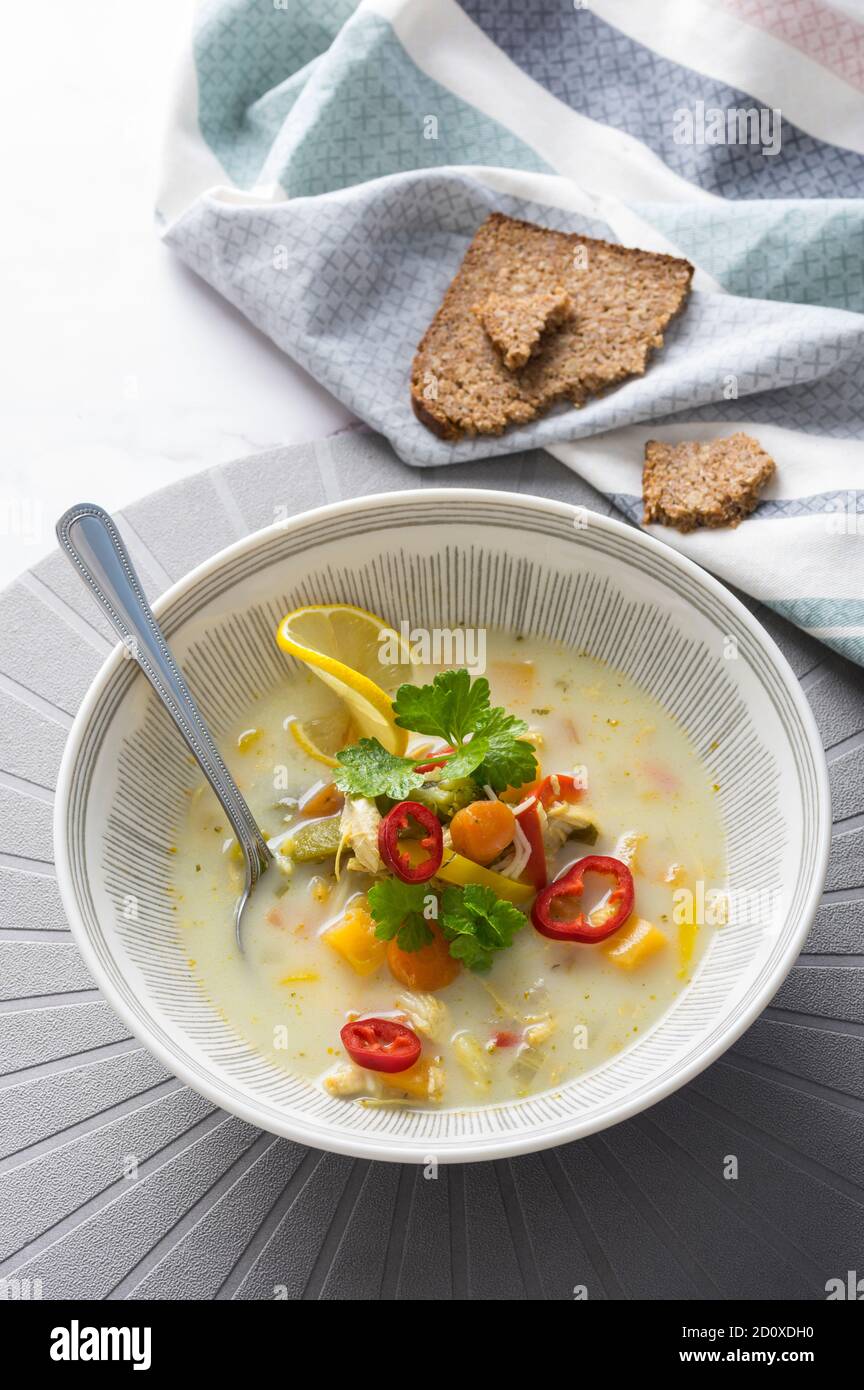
[56,503,272,873]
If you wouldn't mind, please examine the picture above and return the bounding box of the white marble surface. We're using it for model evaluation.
[0,0,353,589]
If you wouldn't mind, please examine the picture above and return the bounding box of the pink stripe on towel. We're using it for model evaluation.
[721,0,864,91]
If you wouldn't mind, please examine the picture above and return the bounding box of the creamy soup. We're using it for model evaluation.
[172,630,726,1110]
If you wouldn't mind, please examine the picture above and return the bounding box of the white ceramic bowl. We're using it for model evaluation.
[55,489,830,1163]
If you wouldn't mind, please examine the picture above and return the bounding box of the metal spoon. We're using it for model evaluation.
[56,503,272,950]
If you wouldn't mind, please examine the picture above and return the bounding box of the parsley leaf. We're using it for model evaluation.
[394,669,536,794]
[368,878,434,952]
[334,670,536,803]
[394,669,490,744]
[333,739,424,800]
[440,884,526,972]
[435,738,488,781]
[474,710,536,792]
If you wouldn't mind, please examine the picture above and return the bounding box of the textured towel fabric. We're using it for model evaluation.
[161,0,864,665]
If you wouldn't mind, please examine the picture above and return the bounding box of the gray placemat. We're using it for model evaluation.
[2,429,862,1301]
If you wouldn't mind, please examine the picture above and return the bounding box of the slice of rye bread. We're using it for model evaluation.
[642,434,776,532]
[472,285,574,370]
[411,213,693,440]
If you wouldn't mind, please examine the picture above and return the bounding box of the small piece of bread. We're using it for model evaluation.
[472,286,573,370]
[411,213,693,440]
[642,434,775,532]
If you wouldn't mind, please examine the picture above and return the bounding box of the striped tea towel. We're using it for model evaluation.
[160,0,864,665]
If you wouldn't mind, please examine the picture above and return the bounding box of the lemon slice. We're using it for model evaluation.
[277,603,414,755]
[286,709,352,768]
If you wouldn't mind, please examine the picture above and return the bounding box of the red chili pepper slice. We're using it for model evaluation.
[537,773,584,808]
[515,800,547,889]
[341,1017,421,1073]
[413,745,454,774]
[531,854,634,942]
[378,799,444,883]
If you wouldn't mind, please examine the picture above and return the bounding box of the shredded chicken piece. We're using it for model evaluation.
[338,796,381,876]
[542,800,598,853]
[452,1032,491,1091]
[614,829,646,870]
[520,981,556,1050]
[497,814,531,879]
[322,1061,376,1097]
[509,996,556,1089]
[396,991,450,1043]
[424,1062,447,1102]
[523,1014,556,1048]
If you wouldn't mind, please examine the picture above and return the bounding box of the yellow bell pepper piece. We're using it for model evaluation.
[671,882,698,977]
[378,1058,445,1101]
[325,902,386,976]
[435,851,534,905]
[603,917,668,970]
[676,920,697,977]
